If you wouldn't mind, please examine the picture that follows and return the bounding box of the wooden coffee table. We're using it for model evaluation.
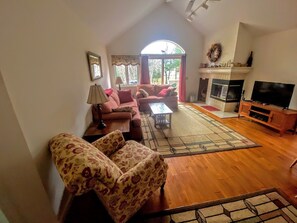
[149,102,173,129]
[83,119,130,142]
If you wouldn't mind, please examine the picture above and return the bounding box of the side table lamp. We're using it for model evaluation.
[87,84,109,129]
[115,76,123,90]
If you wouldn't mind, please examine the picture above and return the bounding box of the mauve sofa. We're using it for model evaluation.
[136,84,178,112]
[92,89,143,140]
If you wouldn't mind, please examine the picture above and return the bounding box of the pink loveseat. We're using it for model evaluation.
[136,84,178,112]
[49,130,168,223]
[92,89,142,140]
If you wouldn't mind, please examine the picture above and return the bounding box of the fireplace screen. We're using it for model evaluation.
[210,79,244,102]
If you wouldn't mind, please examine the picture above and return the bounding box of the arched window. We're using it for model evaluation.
[141,40,185,90]
[141,40,185,55]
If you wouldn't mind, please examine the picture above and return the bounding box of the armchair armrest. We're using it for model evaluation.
[92,130,126,157]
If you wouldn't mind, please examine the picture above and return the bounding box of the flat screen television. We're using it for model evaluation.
[251,81,295,108]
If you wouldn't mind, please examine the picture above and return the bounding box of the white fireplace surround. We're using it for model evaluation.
[199,67,252,112]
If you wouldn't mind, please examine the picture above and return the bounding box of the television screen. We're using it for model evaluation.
[251,81,295,108]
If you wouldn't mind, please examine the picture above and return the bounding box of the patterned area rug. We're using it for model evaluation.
[141,104,260,157]
[132,188,297,223]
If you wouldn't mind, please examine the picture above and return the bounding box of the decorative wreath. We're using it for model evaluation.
[207,43,222,62]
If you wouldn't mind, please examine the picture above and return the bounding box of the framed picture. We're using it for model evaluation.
[87,51,103,81]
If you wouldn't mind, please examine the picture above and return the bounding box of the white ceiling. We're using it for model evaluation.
[63,0,297,44]
[169,0,297,36]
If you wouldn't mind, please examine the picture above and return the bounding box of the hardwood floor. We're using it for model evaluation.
[65,103,297,222]
[139,103,297,214]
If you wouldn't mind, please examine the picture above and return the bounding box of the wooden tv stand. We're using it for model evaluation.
[238,100,297,136]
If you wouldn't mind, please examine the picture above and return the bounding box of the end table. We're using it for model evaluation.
[83,119,130,143]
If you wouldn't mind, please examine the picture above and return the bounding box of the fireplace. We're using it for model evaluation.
[210,79,244,102]
[199,67,252,112]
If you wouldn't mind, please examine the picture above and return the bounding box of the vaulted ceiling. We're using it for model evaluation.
[63,0,297,45]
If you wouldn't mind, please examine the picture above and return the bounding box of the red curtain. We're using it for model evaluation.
[140,55,150,84]
[179,55,186,102]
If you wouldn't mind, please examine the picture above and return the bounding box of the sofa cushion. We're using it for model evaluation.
[101,96,118,113]
[49,133,123,194]
[137,84,155,96]
[109,140,154,173]
[137,96,162,103]
[112,107,136,116]
[119,99,138,108]
[157,88,171,97]
[118,89,134,103]
[110,90,120,106]
[102,112,132,120]
[154,85,170,95]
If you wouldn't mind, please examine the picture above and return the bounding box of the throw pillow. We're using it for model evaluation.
[112,106,136,116]
[136,92,144,99]
[168,86,177,96]
[104,88,113,96]
[118,89,134,103]
[158,88,171,97]
[139,89,149,98]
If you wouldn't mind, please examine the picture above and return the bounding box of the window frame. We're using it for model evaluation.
[113,64,139,86]
[143,54,183,85]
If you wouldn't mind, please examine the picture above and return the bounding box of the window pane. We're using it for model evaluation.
[141,40,185,54]
[164,59,180,88]
[149,59,162,84]
[127,65,138,85]
[114,65,127,84]
[114,65,139,85]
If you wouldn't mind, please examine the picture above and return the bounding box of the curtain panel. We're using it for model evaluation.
[140,55,150,84]
[111,55,140,66]
[179,55,187,102]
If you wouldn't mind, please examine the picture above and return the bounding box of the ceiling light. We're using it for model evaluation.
[186,15,194,22]
[201,2,209,9]
[186,0,220,22]
[186,0,196,12]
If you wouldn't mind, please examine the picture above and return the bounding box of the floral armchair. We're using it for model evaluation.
[49,130,168,223]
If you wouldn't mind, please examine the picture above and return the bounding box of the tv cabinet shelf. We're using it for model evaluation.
[238,101,297,136]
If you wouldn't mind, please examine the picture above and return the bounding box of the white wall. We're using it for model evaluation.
[202,23,239,64]
[244,28,297,109]
[0,72,56,223]
[234,23,253,64]
[0,0,110,217]
[107,3,204,101]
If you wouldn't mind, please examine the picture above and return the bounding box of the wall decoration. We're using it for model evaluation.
[87,51,103,81]
[207,43,222,62]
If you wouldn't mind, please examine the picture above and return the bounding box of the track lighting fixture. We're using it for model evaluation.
[185,0,221,22]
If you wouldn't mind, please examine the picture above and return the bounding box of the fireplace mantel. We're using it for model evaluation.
[199,67,252,75]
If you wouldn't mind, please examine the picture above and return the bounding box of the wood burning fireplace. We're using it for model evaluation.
[198,67,252,112]
[210,79,244,103]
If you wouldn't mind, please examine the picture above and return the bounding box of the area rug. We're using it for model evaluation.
[132,188,297,223]
[201,105,220,111]
[141,104,260,157]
